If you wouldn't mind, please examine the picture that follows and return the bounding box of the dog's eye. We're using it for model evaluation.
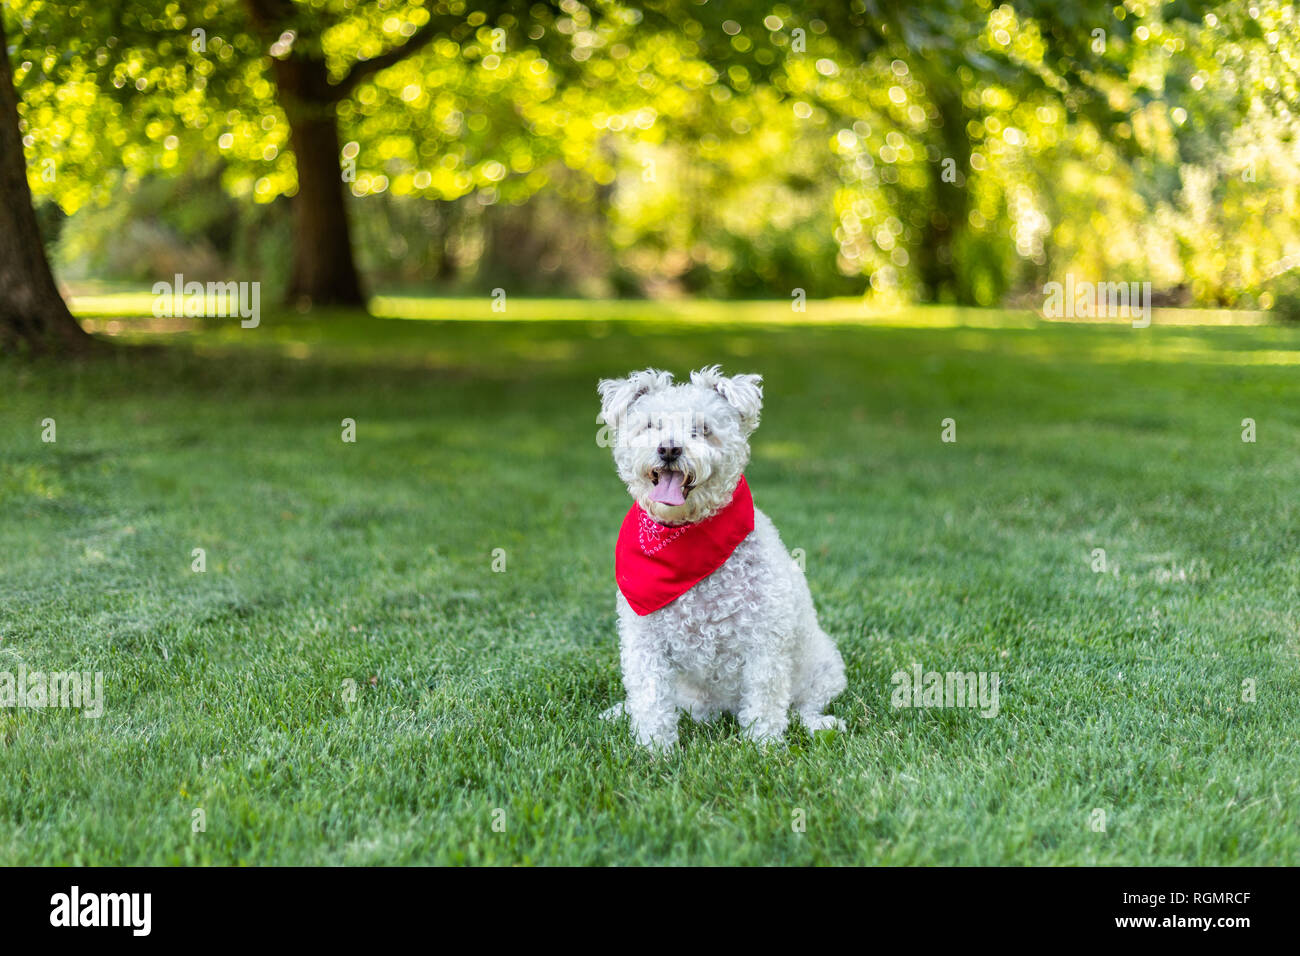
[700,422,711,437]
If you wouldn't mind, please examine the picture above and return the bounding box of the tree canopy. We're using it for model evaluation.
[4,0,1298,332]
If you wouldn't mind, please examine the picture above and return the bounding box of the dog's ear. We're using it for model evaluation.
[598,369,673,428]
[691,365,763,435]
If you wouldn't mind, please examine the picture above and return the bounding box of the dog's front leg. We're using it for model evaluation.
[738,642,793,745]
[619,618,679,751]
[627,676,678,751]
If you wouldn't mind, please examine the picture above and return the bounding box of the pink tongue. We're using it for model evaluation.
[650,471,687,506]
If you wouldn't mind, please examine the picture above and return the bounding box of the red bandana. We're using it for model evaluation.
[615,475,755,616]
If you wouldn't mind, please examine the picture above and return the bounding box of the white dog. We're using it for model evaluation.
[597,365,846,750]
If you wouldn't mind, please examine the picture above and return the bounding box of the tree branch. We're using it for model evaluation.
[243,0,298,34]
[330,14,464,102]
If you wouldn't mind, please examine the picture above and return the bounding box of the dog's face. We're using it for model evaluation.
[598,366,763,525]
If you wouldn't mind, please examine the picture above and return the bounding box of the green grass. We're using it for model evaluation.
[2,302,1299,865]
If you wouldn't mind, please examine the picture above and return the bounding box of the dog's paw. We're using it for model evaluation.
[741,719,789,748]
[800,713,846,733]
[599,701,627,721]
[635,730,678,753]
[682,706,722,725]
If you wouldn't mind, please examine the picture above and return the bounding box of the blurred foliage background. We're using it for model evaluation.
[8,0,1300,314]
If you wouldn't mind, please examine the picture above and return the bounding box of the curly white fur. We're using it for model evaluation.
[597,366,847,750]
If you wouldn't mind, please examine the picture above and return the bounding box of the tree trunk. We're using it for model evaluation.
[0,17,94,354]
[916,81,973,304]
[283,108,366,307]
[269,53,366,309]
[244,0,453,309]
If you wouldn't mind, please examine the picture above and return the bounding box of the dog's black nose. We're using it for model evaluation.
[657,443,682,461]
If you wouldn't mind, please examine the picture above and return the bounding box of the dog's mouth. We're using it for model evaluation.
[649,468,691,506]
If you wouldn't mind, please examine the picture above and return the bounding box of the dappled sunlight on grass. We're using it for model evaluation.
[65,296,1300,378]
[69,293,162,317]
[0,463,66,503]
[757,440,810,462]
[939,327,1300,366]
[369,296,1050,328]
[71,290,1278,332]
[70,293,1293,380]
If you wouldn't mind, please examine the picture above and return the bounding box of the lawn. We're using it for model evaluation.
[2,301,1298,865]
